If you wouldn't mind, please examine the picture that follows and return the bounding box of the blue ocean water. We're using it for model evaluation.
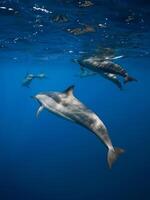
[0,0,150,199]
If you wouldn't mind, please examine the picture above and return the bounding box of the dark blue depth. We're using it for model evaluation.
[0,1,150,200]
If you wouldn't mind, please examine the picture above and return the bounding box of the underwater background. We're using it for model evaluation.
[0,0,150,199]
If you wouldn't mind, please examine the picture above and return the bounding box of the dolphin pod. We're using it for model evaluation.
[33,85,124,168]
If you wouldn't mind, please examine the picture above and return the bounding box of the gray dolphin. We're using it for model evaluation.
[78,56,137,84]
[33,85,124,168]
[22,73,46,87]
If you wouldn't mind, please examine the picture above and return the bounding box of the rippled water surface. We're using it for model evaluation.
[0,1,150,200]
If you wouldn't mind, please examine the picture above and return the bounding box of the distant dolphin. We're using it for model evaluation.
[33,85,124,168]
[73,59,123,90]
[22,73,46,87]
[78,56,137,83]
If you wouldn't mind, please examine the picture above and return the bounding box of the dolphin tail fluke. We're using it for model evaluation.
[124,75,137,84]
[107,147,124,169]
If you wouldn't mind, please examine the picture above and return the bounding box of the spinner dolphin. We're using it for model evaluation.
[33,86,124,168]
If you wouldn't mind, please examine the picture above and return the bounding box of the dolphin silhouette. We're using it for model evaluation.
[33,85,124,168]
[78,57,137,84]
[22,73,46,87]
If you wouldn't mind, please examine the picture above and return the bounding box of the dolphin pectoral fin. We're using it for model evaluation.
[112,55,124,60]
[107,147,125,169]
[36,106,44,118]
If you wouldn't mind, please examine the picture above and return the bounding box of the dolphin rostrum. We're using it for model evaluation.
[33,85,124,168]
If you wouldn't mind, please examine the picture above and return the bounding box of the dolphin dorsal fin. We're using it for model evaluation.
[64,85,75,96]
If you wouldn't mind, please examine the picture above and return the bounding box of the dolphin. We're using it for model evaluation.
[33,85,124,168]
[73,59,123,90]
[22,73,46,87]
[77,56,137,83]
